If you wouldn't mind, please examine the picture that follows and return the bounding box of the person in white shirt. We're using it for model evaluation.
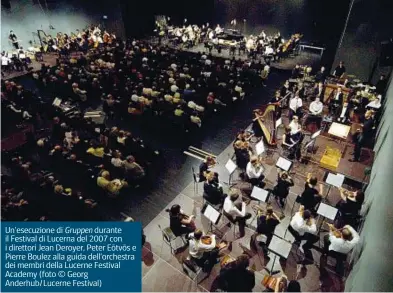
[289,95,303,120]
[323,223,359,273]
[246,156,265,187]
[324,224,359,255]
[288,206,318,252]
[223,192,252,237]
[288,116,303,142]
[188,229,219,267]
[308,97,323,128]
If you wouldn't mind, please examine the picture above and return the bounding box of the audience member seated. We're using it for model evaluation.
[223,191,252,237]
[273,169,294,207]
[217,254,255,292]
[246,156,265,187]
[97,170,128,196]
[124,155,145,185]
[166,204,196,236]
[203,171,226,206]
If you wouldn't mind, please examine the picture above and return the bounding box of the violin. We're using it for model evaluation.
[324,222,342,238]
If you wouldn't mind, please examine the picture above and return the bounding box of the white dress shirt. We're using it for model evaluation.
[289,97,303,112]
[170,84,179,93]
[223,197,246,218]
[309,101,323,115]
[246,162,264,179]
[290,212,317,236]
[188,233,216,259]
[265,47,274,55]
[328,225,359,254]
[289,120,301,135]
[111,158,124,168]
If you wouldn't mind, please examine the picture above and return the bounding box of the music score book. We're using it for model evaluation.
[325,172,345,188]
[251,186,269,202]
[203,204,221,225]
[276,157,292,171]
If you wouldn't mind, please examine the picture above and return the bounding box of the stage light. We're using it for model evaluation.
[103,15,108,20]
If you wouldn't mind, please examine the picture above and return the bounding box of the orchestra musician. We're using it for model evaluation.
[246,156,265,188]
[270,90,283,118]
[188,229,220,269]
[280,80,290,98]
[292,64,301,79]
[234,140,252,170]
[332,61,346,79]
[166,204,196,236]
[350,110,375,162]
[223,190,252,238]
[323,223,359,273]
[203,171,226,206]
[329,87,343,117]
[289,94,303,120]
[199,156,217,182]
[307,97,323,129]
[254,204,281,254]
[297,173,323,212]
[9,30,19,49]
[288,205,319,253]
[315,66,327,83]
[288,116,303,142]
[273,169,294,208]
[282,126,301,161]
[336,188,364,227]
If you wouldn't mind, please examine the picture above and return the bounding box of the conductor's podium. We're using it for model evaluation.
[320,146,341,171]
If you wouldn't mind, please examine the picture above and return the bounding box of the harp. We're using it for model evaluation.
[253,104,277,146]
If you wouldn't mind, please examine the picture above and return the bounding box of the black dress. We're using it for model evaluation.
[169,214,193,236]
[218,266,255,292]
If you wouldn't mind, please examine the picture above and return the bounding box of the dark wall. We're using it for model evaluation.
[333,0,393,82]
[121,0,213,38]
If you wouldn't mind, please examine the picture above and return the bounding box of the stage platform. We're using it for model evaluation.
[155,39,322,71]
[142,123,372,291]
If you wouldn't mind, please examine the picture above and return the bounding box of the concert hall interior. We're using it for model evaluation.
[1,0,393,291]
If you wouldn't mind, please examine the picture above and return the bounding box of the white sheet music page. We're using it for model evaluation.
[325,173,345,188]
[275,118,282,128]
[204,205,220,223]
[251,186,269,202]
[256,140,265,155]
[276,157,292,171]
[225,159,237,174]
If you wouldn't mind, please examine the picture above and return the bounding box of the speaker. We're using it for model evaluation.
[380,40,393,67]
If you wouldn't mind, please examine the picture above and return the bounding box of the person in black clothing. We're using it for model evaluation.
[287,280,302,292]
[203,171,226,205]
[218,254,255,292]
[298,173,323,212]
[255,204,280,254]
[198,156,217,182]
[375,74,387,95]
[273,169,294,207]
[336,188,364,228]
[233,140,251,170]
[350,110,374,162]
[333,61,346,78]
[166,204,196,236]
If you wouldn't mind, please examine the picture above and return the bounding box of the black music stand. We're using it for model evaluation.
[265,235,292,276]
[201,203,223,236]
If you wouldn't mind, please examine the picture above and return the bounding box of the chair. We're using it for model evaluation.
[158,225,187,254]
[182,256,210,284]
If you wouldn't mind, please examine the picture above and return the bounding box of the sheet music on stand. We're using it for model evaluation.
[251,186,269,202]
[256,140,265,155]
[275,118,282,129]
[203,204,221,225]
[304,139,315,150]
[225,159,237,175]
[325,172,345,188]
[276,156,292,171]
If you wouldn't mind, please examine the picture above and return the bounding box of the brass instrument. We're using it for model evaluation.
[184,146,217,162]
[253,104,277,146]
